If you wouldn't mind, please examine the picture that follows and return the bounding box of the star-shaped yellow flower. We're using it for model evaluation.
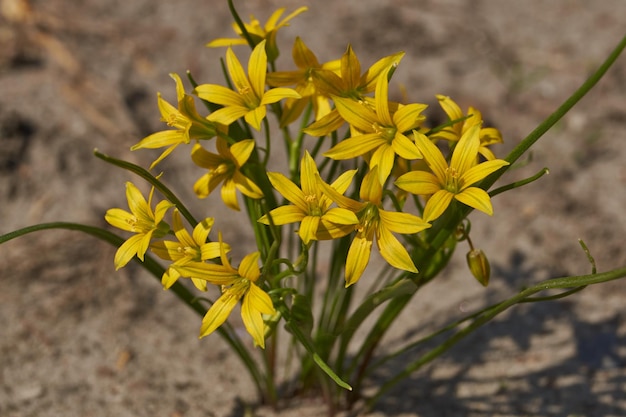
[131,73,220,169]
[206,6,308,62]
[258,151,359,245]
[266,36,339,126]
[191,138,263,211]
[173,235,276,348]
[323,68,427,183]
[194,40,301,131]
[105,182,174,269]
[304,47,405,137]
[321,166,431,287]
[395,126,510,223]
[430,94,503,160]
[150,209,227,291]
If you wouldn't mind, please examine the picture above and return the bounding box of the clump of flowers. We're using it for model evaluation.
[3,1,625,414]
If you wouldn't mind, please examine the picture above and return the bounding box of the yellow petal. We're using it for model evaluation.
[233,171,263,199]
[239,251,261,281]
[329,169,358,195]
[267,172,307,208]
[200,289,240,338]
[460,159,509,189]
[322,207,359,226]
[378,210,430,234]
[230,139,255,167]
[258,205,306,226]
[226,47,252,98]
[393,103,428,132]
[303,109,344,136]
[436,95,463,124]
[423,189,455,223]
[455,187,494,216]
[125,182,149,219]
[292,36,319,68]
[105,208,136,232]
[300,151,319,196]
[114,233,145,270]
[395,170,442,195]
[174,262,238,285]
[324,134,384,160]
[374,73,393,127]
[391,132,422,160]
[248,40,268,99]
[298,215,320,244]
[191,143,221,169]
[244,105,266,131]
[451,124,480,176]
[341,45,361,89]
[241,284,276,348]
[172,209,195,248]
[200,242,225,260]
[359,167,383,205]
[131,130,186,150]
[194,84,244,107]
[360,51,405,93]
[333,96,378,133]
[376,226,417,273]
[261,87,301,105]
[161,267,181,289]
[206,37,248,48]
[192,217,215,247]
[209,105,252,127]
[413,131,448,184]
[369,144,395,184]
[221,179,240,211]
[345,233,373,287]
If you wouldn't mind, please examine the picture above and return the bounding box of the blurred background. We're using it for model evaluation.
[1,0,625,415]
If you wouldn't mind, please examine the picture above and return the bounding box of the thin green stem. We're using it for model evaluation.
[366,266,626,409]
[94,150,198,228]
[0,222,267,397]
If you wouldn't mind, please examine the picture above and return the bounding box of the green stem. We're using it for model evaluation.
[0,222,267,401]
[94,150,198,228]
[366,266,626,409]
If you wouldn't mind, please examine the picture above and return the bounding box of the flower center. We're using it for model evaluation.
[305,194,323,216]
[356,203,379,235]
[372,122,396,142]
[445,167,461,193]
[237,83,260,109]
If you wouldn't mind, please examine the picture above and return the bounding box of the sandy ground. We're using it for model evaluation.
[1,0,626,416]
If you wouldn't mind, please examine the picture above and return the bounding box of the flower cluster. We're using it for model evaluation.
[105,6,508,349]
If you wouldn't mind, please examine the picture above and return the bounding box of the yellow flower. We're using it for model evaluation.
[191,137,263,211]
[105,182,174,270]
[395,126,509,223]
[304,47,405,137]
[323,68,427,183]
[266,36,339,126]
[206,6,308,62]
[173,235,276,348]
[320,166,431,287]
[131,73,220,169]
[150,209,227,291]
[194,40,301,130]
[431,94,503,160]
[258,151,359,245]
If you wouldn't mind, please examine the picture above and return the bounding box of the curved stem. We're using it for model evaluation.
[1,222,267,401]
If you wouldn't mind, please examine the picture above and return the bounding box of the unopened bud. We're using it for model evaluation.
[466,249,490,287]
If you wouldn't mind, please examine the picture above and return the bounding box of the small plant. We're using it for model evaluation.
[2,2,625,414]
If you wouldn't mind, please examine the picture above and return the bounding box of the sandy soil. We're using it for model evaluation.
[1,0,626,416]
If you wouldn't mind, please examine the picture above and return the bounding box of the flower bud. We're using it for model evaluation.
[466,249,490,287]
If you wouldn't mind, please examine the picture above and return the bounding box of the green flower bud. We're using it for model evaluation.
[467,249,490,287]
